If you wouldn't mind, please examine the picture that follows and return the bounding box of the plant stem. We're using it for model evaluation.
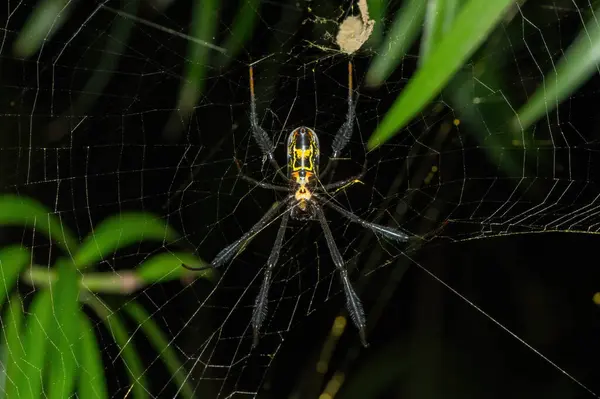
[22,265,142,294]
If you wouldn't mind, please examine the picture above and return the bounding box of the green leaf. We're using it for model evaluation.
[78,312,108,399]
[366,0,387,48]
[180,0,219,104]
[47,260,80,399]
[444,26,527,179]
[214,0,261,68]
[19,289,53,399]
[0,195,78,253]
[2,294,25,398]
[419,0,461,65]
[0,246,30,308]
[511,4,600,132]
[84,296,148,399]
[73,212,179,270]
[13,0,74,58]
[366,0,426,86]
[367,0,515,149]
[165,0,219,136]
[136,251,212,284]
[123,301,196,399]
[69,0,140,117]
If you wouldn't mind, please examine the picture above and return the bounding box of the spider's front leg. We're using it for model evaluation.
[249,66,287,181]
[320,61,357,181]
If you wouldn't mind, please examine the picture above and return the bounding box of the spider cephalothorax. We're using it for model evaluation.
[184,62,409,348]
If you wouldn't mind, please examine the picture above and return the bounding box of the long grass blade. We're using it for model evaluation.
[123,301,196,399]
[367,0,515,149]
[2,294,25,398]
[78,313,108,399]
[511,5,600,132]
[73,212,179,270]
[366,0,426,86]
[47,260,80,399]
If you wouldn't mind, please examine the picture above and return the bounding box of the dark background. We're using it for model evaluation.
[1,0,600,397]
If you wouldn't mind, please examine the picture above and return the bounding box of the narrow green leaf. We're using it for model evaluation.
[69,0,140,117]
[136,251,212,284]
[78,312,108,399]
[419,0,461,65]
[19,289,52,399]
[447,69,524,179]
[123,301,195,399]
[73,212,179,270]
[179,0,218,106]
[214,0,261,68]
[13,0,74,58]
[0,195,78,253]
[367,0,515,149]
[366,0,426,86]
[366,0,387,47]
[445,23,528,179]
[47,261,80,399]
[84,296,148,399]
[511,5,600,132]
[2,294,25,398]
[166,0,219,136]
[0,246,30,308]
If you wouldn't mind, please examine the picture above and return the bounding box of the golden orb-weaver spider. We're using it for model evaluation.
[185,62,409,347]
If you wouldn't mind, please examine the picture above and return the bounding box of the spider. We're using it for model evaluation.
[184,61,409,348]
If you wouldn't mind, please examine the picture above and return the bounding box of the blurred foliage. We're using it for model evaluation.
[3,0,600,398]
[368,0,600,150]
[0,195,208,398]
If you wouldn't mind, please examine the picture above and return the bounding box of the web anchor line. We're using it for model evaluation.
[405,255,599,398]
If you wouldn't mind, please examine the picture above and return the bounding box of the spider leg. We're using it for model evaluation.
[319,158,367,192]
[237,174,290,192]
[320,61,356,181]
[234,158,290,191]
[314,194,410,242]
[249,66,288,181]
[252,211,289,347]
[314,204,368,347]
[182,196,293,271]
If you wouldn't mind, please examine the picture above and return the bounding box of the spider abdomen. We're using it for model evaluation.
[288,126,320,221]
[287,126,320,180]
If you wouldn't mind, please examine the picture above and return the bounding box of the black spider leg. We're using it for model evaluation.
[249,66,288,182]
[233,158,290,192]
[182,196,294,272]
[314,204,368,347]
[313,194,410,242]
[237,173,290,191]
[319,158,368,192]
[320,61,357,181]
[252,210,289,347]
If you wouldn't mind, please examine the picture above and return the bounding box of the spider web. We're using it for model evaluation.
[1,0,600,398]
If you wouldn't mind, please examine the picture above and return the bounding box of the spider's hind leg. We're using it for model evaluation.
[314,194,410,242]
[315,204,369,347]
[252,211,290,347]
